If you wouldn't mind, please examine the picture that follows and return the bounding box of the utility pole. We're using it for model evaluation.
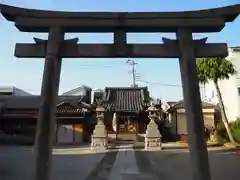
[126,59,138,87]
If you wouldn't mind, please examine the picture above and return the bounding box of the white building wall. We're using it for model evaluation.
[204,47,240,121]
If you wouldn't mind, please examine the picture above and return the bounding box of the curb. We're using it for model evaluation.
[133,144,240,153]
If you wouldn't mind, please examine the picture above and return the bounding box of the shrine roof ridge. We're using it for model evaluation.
[105,87,148,91]
[0,4,239,22]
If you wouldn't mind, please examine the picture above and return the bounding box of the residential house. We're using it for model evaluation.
[164,100,217,141]
[0,87,94,145]
[204,46,240,121]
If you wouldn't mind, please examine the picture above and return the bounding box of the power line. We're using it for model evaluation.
[74,65,116,68]
[138,79,205,89]
[65,61,129,68]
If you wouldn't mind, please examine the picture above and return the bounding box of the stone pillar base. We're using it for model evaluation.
[144,120,162,150]
[145,138,162,150]
[91,124,108,150]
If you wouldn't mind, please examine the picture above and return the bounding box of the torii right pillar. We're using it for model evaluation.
[176,28,211,180]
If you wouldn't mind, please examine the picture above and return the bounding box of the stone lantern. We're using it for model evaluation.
[145,104,162,150]
[91,106,108,150]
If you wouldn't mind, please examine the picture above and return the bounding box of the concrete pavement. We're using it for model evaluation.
[0,145,239,180]
[0,146,105,180]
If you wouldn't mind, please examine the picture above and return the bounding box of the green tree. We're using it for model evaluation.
[196,57,237,143]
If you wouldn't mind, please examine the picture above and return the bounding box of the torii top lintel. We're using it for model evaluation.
[0,4,239,33]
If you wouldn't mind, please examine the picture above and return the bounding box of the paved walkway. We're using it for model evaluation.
[84,144,159,180]
[108,148,140,180]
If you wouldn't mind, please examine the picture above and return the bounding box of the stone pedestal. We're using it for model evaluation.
[145,105,162,150]
[91,107,108,150]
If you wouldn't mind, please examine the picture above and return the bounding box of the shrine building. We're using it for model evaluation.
[0,86,152,144]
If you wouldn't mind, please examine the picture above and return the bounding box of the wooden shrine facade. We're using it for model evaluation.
[103,87,150,141]
[1,3,240,180]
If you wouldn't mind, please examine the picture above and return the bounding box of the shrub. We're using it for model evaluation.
[216,120,240,143]
[216,122,228,144]
[230,120,240,143]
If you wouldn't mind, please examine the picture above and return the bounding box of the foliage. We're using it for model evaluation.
[216,122,229,144]
[196,57,237,143]
[216,120,240,143]
[196,57,237,84]
[230,120,240,142]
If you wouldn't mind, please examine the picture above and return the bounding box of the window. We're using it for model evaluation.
[211,91,214,98]
[238,87,240,96]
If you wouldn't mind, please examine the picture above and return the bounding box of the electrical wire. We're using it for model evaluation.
[137,79,205,89]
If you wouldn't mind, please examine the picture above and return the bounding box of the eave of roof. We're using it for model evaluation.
[0,95,91,109]
[2,108,88,117]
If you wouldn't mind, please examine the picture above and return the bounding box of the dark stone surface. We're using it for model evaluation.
[1,4,240,32]
[177,28,211,180]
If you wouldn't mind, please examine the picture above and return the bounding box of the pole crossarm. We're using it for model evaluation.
[1,4,240,33]
[15,38,228,58]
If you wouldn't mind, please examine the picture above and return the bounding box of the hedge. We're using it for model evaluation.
[216,120,240,143]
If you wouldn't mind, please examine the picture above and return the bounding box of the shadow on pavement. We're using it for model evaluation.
[134,149,239,180]
[0,145,114,180]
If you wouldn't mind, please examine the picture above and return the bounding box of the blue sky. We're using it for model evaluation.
[0,0,239,101]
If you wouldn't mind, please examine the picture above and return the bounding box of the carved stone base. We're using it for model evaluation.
[145,119,162,150]
[91,137,108,150]
[91,123,108,150]
[145,138,162,150]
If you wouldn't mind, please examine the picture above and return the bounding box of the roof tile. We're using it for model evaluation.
[104,87,149,112]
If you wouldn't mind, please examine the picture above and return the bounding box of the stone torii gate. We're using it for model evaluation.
[1,4,240,180]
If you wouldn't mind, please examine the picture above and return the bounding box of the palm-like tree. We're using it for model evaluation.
[196,57,237,143]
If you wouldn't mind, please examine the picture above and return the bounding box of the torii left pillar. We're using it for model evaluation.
[34,26,64,180]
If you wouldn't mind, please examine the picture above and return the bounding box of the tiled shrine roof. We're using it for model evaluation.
[56,101,90,114]
[0,95,92,116]
[103,87,149,113]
